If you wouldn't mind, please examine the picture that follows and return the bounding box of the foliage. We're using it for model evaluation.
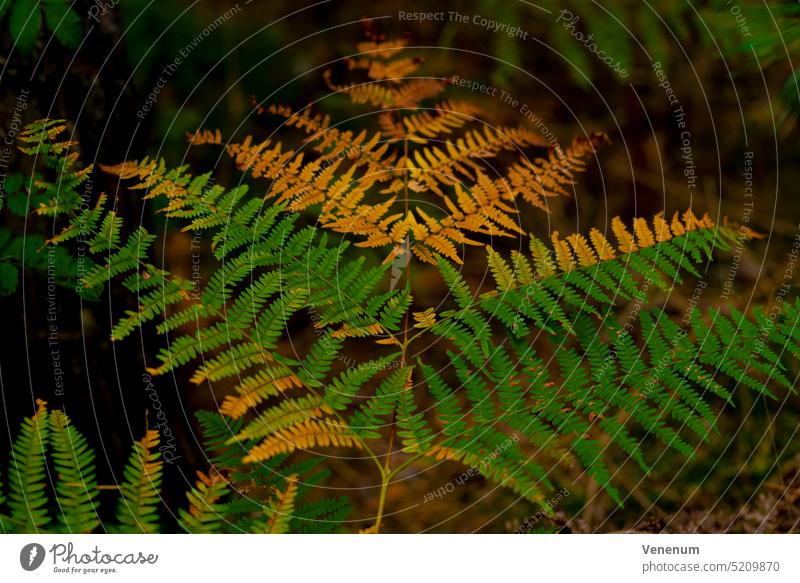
[0,0,81,55]
[0,120,97,298]
[0,401,350,533]
[190,37,606,264]
[5,34,798,532]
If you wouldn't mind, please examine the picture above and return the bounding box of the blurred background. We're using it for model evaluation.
[0,0,799,532]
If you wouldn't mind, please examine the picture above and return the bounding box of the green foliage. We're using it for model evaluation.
[1,401,350,534]
[8,70,796,531]
[0,120,98,300]
[16,113,796,523]
[1,0,81,55]
[113,429,164,534]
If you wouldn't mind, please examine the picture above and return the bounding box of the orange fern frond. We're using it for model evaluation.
[262,475,298,534]
[424,445,542,502]
[331,323,385,339]
[181,42,603,266]
[392,78,448,107]
[551,232,576,272]
[346,56,421,82]
[589,228,617,260]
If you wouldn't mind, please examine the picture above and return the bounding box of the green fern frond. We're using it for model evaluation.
[243,419,361,464]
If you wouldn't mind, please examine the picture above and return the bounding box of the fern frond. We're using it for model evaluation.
[218,366,304,419]
[355,37,409,58]
[243,419,362,463]
[405,125,548,190]
[503,133,607,210]
[260,475,299,534]
[187,128,222,145]
[349,367,413,440]
[425,443,546,503]
[178,470,229,534]
[346,56,421,82]
[292,496,351,534]
[478,210,747,334]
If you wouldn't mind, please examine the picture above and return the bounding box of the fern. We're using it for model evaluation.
[189,411,352,533]
[49,409,100,533]
[479,210,747,336]
[12,27,797,533]
[114,429,164,534]
[1,0,81,56]
[31,107,796,526]
[1,401,349,534]
[259,476,299,534]
[6,400,50,532]
[193,41,604,264]
[178,470,230,534]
